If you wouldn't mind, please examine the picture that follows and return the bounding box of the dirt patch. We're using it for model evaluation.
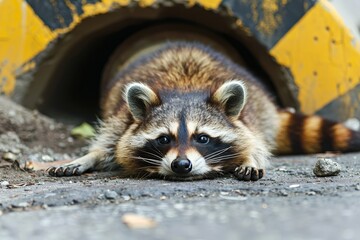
[0,96,86,185]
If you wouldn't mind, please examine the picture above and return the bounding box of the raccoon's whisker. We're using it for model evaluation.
[133,156,162,163]
[206,152,242,163]
[209,151,242,159]
[136,167,159,179]
[133,156,162,165]
[138,149,162,159]
[162,162,173,173]
[136,166,160,175]
[137,166,158,170]
[206,152,241,162]
[149,142,165,157]
[207,159,229,164]
[206,158,236,163]
[138,171,151,180]
[133,156,162,161]
[140,160,162,166]
[207,154,242,162]
[205,146,232,157]
[204,147,233,160]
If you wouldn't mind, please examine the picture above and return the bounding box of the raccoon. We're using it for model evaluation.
[48,42,360,181]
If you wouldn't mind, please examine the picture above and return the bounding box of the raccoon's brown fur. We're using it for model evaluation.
[48,42,360,181]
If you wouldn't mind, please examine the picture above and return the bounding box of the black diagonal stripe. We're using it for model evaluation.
[320,119,336,152]
[26,0,101,30]
[288,114,305,154]
[222,0,316,49]
[316,84,360,123]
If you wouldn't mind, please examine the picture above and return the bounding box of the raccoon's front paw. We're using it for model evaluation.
[47,164,84,177]
[232,166,264,181]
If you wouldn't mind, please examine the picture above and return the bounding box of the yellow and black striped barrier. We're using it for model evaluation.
[0,0,359,121]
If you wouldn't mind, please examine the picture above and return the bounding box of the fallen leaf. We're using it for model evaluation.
[122,213,157,229]
[71,123,95,139]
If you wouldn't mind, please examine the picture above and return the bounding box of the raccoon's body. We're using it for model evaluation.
[48,42,360,181]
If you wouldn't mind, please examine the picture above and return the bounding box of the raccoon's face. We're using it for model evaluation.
[119,81,248,180]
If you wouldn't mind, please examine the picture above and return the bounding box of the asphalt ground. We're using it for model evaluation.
[1,153,360,240]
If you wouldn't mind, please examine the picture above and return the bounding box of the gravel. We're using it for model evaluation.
[105,190,119,199]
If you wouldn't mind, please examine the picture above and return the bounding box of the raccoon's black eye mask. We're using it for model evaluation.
[154,134,212,146]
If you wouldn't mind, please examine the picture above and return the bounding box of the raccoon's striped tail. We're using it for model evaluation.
[275,110,360,155]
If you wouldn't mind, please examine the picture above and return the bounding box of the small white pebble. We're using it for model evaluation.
[12,202,30,208]
[41,155,53,162]
[1,181,9,186]
[2,152,17,162]
[105,190,118,199]
[122,195,131,201]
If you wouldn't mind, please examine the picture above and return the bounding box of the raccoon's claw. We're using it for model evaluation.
[47,164,82,177]
[47,152,102,177]
[233,166,264,181]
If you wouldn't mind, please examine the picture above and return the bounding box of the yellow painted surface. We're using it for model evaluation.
[270,0,360,114]
[0,0,55,94]
[138,0,156,7]
[0,0,222,95]
[78,0,129,18]
[56,0,130,35]
[188,0,221,9]
[0,0,155,95]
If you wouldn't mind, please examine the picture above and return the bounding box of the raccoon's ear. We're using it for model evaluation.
[211,80,247,117]
[125,83,160,121]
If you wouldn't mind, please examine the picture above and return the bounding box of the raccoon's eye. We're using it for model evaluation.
[157,135,171,145]
[196,134,210,144]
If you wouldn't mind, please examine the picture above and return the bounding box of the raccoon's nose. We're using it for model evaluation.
[171,159,192,174]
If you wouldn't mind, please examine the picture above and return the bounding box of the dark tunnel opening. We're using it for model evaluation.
[23,6,286,125]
